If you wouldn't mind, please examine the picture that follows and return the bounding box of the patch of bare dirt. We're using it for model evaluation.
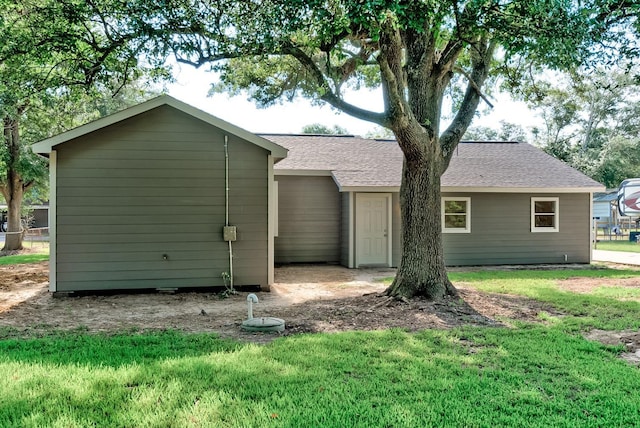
[559,276,640,300]
[0,264,530,341]
[0,262,49,312]
[584,330,640,365]
[457,287,562,324]
[0,262,638,364]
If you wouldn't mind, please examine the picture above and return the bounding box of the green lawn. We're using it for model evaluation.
[0,242,49,265]
[595,240,640,253]
[1,268,640,427]
[449,268,640,331]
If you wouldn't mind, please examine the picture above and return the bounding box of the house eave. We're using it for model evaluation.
[339,186,400,193]
[274,169,332,176]
[441,186,605,193]
[334,185,604,193]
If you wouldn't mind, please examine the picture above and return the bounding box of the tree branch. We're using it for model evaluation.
[440,38,497,166]
[320,91,387,125]
[438,0,468,68]
[453,65,494,108]
[23,180,34,193]
[377,15,410,129]
[282,44,387,126]
[335,43,376,86]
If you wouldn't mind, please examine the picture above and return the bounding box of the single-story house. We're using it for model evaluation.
[267,134,604,268]
[33,95,604,294]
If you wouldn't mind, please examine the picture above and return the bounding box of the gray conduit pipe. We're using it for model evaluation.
[224,135,234,290]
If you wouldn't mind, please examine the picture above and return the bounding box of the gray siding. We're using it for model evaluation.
[274,176,341,263]
[31,208,48,228]
[55,105,269,291]
[340,193,351,267]
[391,192,401,267]
[441,192,591,265]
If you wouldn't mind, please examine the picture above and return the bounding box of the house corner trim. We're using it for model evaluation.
[268,155,275,286]
[49,150,57,292]
[348,192,355,268]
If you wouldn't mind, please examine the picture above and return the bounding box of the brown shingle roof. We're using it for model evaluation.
[442,142,602,189]
[263,134,603,191]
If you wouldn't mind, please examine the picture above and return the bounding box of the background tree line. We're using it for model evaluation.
[465,65,640,189]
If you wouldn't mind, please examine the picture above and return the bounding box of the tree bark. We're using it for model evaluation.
[3,183,24,251]
[2,117,25,251]
[385,137,457,300]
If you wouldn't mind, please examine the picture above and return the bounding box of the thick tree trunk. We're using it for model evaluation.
[2,117,25,251]
[385,147,457,301]
[3,185,24,251]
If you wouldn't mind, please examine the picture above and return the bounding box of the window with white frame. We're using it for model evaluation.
[442,197,471,233]
[531,197,559,232]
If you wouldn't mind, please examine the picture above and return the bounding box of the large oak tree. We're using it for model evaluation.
[137,0,636,300]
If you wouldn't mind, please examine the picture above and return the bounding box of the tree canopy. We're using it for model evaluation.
[0,0,166,249]
[464,121,529,143]
[0,1,162,116]
[301,123,349,134]
[518,66,640,188]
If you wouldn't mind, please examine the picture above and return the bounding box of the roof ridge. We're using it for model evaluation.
[459,140,520,144]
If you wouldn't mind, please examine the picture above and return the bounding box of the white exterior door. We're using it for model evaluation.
[356,193,391,266]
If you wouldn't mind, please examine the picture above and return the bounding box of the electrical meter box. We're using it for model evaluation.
[223,225,237,242]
